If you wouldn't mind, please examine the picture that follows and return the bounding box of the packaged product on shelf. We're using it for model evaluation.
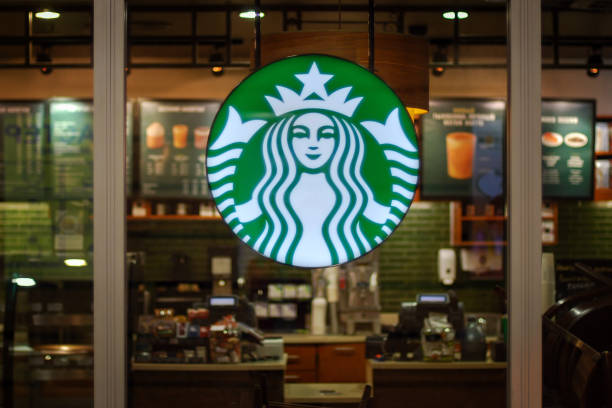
[209,315,241,363]
[596,160,610,188]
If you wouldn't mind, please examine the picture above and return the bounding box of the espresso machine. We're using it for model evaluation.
[338,251,382,334]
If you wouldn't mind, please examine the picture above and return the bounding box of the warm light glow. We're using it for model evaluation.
[406,107,429,120]
[239,10,265,19]
[589,67,599,75]
[212,66,223,73]
[35,10,60,19]
[64,258,87,267]
[442,11,468,20]
[12,277,36,287]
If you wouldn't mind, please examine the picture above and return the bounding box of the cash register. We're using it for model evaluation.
[367,291,464,360]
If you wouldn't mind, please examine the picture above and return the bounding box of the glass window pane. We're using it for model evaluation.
[541,4,611,408]
[125,2,510,407]
[0,3,93,407]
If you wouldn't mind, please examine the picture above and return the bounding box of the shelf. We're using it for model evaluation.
[456,241,506,247]
[460,216,506,221]
[127,215,221,221]
[594,188,612,201]
[595,152,612,159]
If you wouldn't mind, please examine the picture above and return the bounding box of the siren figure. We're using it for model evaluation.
[207,60,419,268]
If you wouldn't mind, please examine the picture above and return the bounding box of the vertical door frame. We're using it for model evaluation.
[508,0,542,407]
[93,0,126,407]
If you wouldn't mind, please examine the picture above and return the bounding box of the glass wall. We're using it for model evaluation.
[124,1,512,407]
[540,3,612,408]
[0,2,94,408]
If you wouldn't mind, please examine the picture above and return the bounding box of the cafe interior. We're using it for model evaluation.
[0,0,611,407]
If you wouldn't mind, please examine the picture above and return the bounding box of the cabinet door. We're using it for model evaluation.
[285,370,317,383]
[285,345,317,371]
[317,343,366,382]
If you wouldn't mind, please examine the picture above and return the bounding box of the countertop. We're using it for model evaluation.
[131,354,286,372]
[265,333,367,344]
[368,359,507,370]
[285,383,367,404]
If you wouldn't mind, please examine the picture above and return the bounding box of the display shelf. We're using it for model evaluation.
[127,215,221,221]
[595,151,612,159]
[460,215,506,221]
[594,188,612,201]
[450,201,558,246]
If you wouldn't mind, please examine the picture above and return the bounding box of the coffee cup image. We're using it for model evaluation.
[146,122,165,149]
[173,124,189,149]
[446,132,476,179]
[194,126,210,149]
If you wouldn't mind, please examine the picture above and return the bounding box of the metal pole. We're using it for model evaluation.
[368,0,374,72]
[254,0,261,69]
[93,0,126,407]
[507,0,542,407]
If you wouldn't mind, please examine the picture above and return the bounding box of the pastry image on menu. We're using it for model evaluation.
[194,126,210,149]
[173,124,188,149]
[146,122,165,149]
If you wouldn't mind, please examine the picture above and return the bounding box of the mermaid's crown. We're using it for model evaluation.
[265,62,363,117]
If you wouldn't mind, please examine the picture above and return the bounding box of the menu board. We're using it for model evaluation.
[49,100,94,198]
[0,102,46,199]
[555,259,612,300]
[139,100,220,198]
[0,202,53,256]
[53,200,89,252]
[541,100,595,199]
[421,99,506,200]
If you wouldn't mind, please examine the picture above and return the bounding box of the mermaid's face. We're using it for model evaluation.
[290,113,337,170]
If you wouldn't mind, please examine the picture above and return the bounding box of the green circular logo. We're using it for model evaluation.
[207,54,419,268]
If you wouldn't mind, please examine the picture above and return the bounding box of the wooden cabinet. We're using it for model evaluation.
[594,117,612,200]
[317,343,366,383]
[284,343,366,383]
[450,201,558,246]
[286,345,317,371]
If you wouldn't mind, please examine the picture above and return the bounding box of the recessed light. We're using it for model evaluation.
[12,277,36,287]
[35,10,60,20]
[65,258,87,267]
[239,10,264,19]
[443,11,469,20]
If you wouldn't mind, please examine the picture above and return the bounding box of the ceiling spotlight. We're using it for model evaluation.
[432,47,448,77]
[442,11,469,20]
[65,258,87,267]
[210,52,225,76]
[239,10,265,19]
[587,48,603,78]
[211,66,224,76]
[12,277,37,287]
[35,9,60,19]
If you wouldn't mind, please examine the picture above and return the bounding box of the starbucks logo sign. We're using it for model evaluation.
[207,55,419,268]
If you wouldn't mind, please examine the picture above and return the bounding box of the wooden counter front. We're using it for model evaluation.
[130,357,286,408]
[367,360,507,408]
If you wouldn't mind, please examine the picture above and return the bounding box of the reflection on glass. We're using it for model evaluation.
[0,3,93,406]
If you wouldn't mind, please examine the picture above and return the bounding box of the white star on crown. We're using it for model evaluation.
[265,62,363,117]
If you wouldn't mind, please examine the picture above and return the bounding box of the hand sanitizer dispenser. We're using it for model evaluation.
[438,249,456,286]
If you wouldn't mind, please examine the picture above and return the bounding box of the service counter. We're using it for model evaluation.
[267,333,367,344]
[130,356,286,408]
[367,359,507,408]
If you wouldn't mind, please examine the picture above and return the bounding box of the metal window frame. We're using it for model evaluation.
[91,1,544,407]
[93,1,126,408]
[508,0,542,407]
